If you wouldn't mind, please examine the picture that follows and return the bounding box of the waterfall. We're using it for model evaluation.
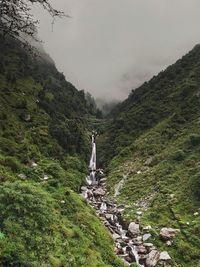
[86,132,97,185]
[83,132,145,267]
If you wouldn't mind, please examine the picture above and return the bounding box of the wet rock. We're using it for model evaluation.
[160,228,180,241]
[136,245,147,254]
[146,250,160,267]
[159,251,171,261]
[128,222,140,236]
[81,186,88,191]
[100,178,107,183]
[116,247,124,255]
[143,233,152,241]
[124,255,133,263]
[143,242,154,247]
[93,187,106,196]
[112,233,121,240]
[143,243,154,252]
[105,213,114,221]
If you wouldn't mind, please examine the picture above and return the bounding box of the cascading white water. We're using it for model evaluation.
[84,132,145,267]
[86,132,97,185]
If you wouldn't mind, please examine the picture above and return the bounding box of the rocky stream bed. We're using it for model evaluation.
[80,133,177,267]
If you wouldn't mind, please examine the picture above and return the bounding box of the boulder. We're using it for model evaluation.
[146,250,160,267]
[143,225,152,232]
[136,245,147,254]
[143,233,152,241]
[93,188,106,196]
[128,222,140,236]
[81,186,88,191]
[159,251,171,261]
[160,228,180,241]
[143,243,154,248]
[112,233,121,240]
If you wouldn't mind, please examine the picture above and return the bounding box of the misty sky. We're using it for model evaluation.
[33,0,200,100]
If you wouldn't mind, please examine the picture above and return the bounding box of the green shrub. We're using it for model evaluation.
[191,172,200,200]
[189,134,200,146]
[3,156,21,172]
[172,149,185,161]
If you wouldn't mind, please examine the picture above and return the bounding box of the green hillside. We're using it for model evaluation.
[99,45,200,266]
[0,36,125,267]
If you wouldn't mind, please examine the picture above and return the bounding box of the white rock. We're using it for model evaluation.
[160,227,180,240]
[143,243,154,247]
[30,161,38,168]
[166,240,172,246]
[143,225,152,231]
[81,186,88,191]
[136,211,143,215]
[194,212,199,216]
[43,175,49,180]
[137,170,142,174]
[143,233,151,241]
[146,250,160,267]
[159,251,171,261]
[18,173,27,180]
[93,188,106,196]
[113,233,121,240]
[128,222,140,236]
[60,200,65,204]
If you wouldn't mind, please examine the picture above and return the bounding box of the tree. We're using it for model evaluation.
[0,0,66,43]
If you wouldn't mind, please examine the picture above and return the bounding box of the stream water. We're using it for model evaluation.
[82,133,145,266]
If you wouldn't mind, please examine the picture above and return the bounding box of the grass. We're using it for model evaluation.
[105,115,200,267]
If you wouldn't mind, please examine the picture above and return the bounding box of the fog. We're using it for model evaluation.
[33,0,200,100]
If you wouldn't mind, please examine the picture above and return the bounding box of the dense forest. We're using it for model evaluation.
[0,36,125,267]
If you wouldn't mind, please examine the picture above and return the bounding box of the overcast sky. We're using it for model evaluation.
[33,0,200,101]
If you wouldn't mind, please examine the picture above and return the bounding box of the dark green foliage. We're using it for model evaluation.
[192,172,200,200]
[189,134,200,146]
[99,45,200,165]
[172,149,185,161]
[0,36,125,267]
[99,44,200,267]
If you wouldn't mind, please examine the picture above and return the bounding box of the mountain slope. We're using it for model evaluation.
[99,45,200,266]
[0,36,125,267]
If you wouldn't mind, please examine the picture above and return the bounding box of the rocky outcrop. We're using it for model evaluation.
[146,250,160,267]
[80,170,173,267]
[159,251,171,261]
[128,222,140,237]
[160,228,180,241]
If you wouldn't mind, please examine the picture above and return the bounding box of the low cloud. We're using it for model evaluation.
[33,0,200,100]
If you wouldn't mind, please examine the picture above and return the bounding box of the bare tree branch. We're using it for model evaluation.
[0,0,67,44]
